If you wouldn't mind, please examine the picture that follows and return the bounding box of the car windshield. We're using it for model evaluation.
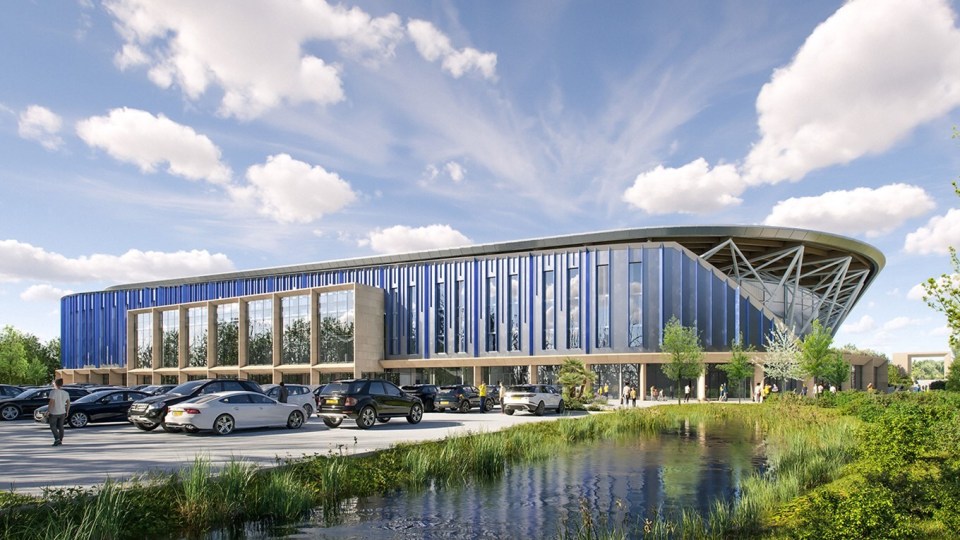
[14,388,46,399]
[322,381,365,394]
[73,391,115,404]
[507,385,535,392]
[166,380,206,396]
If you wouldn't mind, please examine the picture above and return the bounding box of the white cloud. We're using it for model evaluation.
[362,224,471,254]
[743,0,960,184]
[882,316,918,331]
[841,315,876,334]
[18,105,63,150]
[763,183,935,237]
[910,274,960,301]
[105,0,403,119]
[622,158,744,214]
[0,239,234,284]
[235,154,356,224]
[904,208,960,254]
[930,325,952,337]
[907,283,927,301]
[407,19,497,79]
[20,284,74,302]
[76,108,231,183]
[445,161,466,182]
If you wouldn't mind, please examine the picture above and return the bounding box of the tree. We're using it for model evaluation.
[0,327,29,384]
[557,357,593,400]
[822,351,851,388]
[760,320,803,390]
[912,359,945,380]
[946,360,960,391]
[801,320,833,383]
[660,318,704,404]
[888,364,912,387]
[719,337,754,403]
[921,180,960,348]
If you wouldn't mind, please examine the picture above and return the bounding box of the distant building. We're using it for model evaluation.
[58,226,887,399]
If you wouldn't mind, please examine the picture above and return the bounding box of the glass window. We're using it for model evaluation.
[435,282,446,354]
[596,264,610,348]
[368,381,386,395]
[407,283,418,354]
[247,299,273,366]
[542,270,555,350]
[187,307,207,367]
[628,263,643,348]
[455,279,466,353]
[508,273,521,351]
[568,267,580,349]
[136,312,152,369]
[486,276,497,352]
[281,295,310,365]
[217,303,239,366]
[318,290,354,363]
[389,286,400,355]
[161,310,179,368]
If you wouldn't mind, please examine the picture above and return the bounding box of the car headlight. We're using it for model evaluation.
[149,402,165,410]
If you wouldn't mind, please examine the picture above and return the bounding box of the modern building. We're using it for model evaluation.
[58,226,888,399]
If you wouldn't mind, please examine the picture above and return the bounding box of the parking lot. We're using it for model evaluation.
[0,408,593,495]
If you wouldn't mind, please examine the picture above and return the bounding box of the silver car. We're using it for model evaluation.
[501,384,565,416]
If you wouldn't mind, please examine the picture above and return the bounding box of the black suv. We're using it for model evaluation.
[0,386,90,421]
[127,379,263,432]
[317,379,423,429]
[401,384,439,412]
[436,384,493,413]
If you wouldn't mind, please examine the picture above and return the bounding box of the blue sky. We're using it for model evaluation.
[2,0,960,358]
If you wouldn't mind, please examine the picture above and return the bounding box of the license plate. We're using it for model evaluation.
[440,400,452,405]
[172,411,183,416]
[326,398,338,405]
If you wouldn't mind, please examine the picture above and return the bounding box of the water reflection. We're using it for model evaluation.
[249,422,764,539]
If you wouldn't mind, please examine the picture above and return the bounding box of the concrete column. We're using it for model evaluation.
[528,365,538,384]
[473,366,483,386]
[207,303,217,368]
[697,372,706,401]
[151,309,161,373]
[238,300,248,368]
[272,294,282,368]
[178,306,188,370]
[639,363,647,401]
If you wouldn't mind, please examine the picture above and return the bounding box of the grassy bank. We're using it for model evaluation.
[2,394,955,539]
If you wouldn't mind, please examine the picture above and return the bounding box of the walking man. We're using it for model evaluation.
[498,380,506,414]
[48,378,70,447]
[277,382,289,403]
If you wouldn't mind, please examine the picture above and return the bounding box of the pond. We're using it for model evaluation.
[250,420,767,539]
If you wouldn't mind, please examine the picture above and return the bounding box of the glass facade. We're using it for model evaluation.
[281,295,309,365]
[455,279,466,353]
[596,264,610,348]
[247,299,272,366]
[216,303,239,366]
[485,276,497,352]
[568,267,580,349]
[187,307,207,367]
[318,290,354,363]
[542,269,555,350]
[435,282,446,354]
[135,312,152,369]
[407,283,418,355]
[508,273,521,351]
[161,310,178,368]
[628,262,642,348]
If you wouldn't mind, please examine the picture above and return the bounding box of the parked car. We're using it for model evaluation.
[262,384,316,415]
[0,387,90,421]
[33,389,151,428]
[501,384,565,416]
[400,384,439,412]
[435,384,493,413]
[316,379,423,429]
[127,379,263,432]
[164,391,306,435]
[0,384,25,398]
[140,384,176,396]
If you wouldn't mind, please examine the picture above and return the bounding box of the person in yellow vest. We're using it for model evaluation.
[478,382,488,413]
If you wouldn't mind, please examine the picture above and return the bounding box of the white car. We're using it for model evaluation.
[502,384,565,416]
[164,391,306,435]
[262,383,316,416]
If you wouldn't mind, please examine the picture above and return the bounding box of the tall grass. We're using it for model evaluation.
[39,481,129,540]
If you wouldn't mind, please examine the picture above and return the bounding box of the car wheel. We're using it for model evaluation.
[161,422,182,433]
[287,410,305,429]
[505,408,515,416]
[322,417,343,428]
[557,400,565,414]
[134,421,158,431]
[303,404,314,416]
[458,400,471,413]
[483,400,493,412]
[213,414,235,435]
[425,400,435,413]
[407,403,423,424]
[376,416,391,423]
[356,406,376,429]
[1,405,20,421]
[68,412,89,428]
[534,401,545,416]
